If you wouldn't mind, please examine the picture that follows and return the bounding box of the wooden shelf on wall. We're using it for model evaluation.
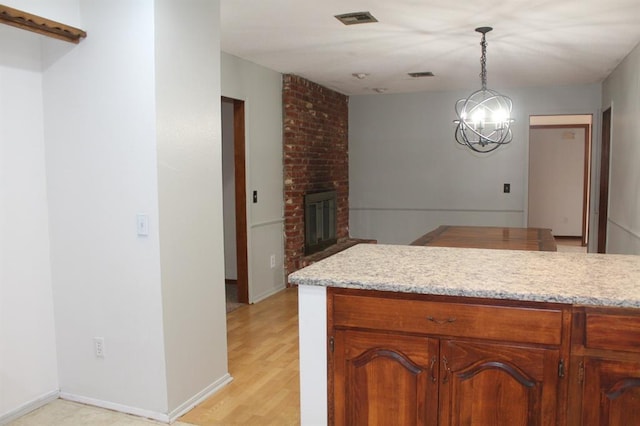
[0,4,86,44]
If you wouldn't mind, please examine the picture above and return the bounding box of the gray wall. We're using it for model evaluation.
[349,84,601,244]
[602,41,640,254]
[220,53,285,302]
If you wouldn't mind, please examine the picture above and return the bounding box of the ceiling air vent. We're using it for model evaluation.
[408,71,435,78]
[335,11,378,25]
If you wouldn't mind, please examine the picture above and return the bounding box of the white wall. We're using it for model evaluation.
[42,0,170,416]
[0,26,58,421]
[528,128,585,236]
[220,53,285,302]
[2,1,228,421]
[602,41,640,254]
[349,84,601,244]
[222,102,237,280]
[154,0,229,414]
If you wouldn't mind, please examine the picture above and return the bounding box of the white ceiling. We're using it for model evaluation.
[220,0,640,95]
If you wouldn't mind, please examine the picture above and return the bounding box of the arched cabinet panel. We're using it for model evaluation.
[333,329,439,426]
[582,358,640,426]
[439,340,560,426]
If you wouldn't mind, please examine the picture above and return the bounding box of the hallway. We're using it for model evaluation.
[180,287,300,425]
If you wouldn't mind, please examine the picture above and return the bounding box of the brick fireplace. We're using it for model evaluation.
[283,74,349,275]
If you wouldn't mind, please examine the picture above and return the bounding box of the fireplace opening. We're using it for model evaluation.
[304,190,337,255]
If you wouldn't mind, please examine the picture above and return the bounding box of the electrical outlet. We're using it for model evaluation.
[94,337,105,358]
[503,183,511,193]
[270,254,276,269]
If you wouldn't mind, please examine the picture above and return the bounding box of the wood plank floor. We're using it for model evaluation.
[180,287,300,425]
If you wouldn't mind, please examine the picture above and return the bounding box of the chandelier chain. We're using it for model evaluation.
[480,33,487,90]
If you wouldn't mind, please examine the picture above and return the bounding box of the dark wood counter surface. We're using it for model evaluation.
[410,225,557,252]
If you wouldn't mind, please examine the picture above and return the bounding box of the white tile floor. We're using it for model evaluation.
[555,237,588,253]
[8,399,194,426]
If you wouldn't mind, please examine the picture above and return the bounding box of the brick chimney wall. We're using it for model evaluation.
[283,74,349,276]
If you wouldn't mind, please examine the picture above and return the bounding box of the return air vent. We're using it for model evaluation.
[335,11,378,25]
[408,71,435,78]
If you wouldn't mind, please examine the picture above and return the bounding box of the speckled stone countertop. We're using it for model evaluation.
[288,244,640,308]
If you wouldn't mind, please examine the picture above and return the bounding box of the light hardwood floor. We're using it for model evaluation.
[180,287,300,425]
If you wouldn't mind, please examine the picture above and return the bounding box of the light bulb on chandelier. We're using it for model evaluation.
[454,27,514,153]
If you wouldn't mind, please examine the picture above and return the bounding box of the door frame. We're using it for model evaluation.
[222,96,249,303]
[597,108,612,253]
[529,123,591,245]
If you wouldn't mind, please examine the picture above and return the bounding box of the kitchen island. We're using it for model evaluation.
[289,244,640,425]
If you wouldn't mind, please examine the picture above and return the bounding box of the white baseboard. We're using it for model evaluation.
[59,392,171,423]
[1,374,234,425]
[60,373,233,424]
[251,285,287,304]
[0,389,59,425]
[167,373,233,422]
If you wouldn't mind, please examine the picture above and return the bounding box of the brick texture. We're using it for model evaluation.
[283,74,349,276]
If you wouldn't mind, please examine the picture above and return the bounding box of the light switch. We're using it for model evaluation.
[137,214,149,236]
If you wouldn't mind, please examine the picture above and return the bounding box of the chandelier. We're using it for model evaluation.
[454,27,514,153]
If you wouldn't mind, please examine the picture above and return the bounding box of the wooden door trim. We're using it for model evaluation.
[222,96,249,303]
[598,108,611,253]
[582,124,591,247]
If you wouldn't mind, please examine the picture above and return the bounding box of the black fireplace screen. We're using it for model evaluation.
[304,190,337,255]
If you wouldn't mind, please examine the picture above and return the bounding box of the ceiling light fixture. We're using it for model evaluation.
[352,73,369,80]
[454,27,514,153]
[373,88,387,93]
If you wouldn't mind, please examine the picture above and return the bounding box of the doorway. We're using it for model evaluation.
[222,97,249,304]
[528,116,592,247]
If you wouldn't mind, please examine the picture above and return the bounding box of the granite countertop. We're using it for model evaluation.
[288,244,640,308]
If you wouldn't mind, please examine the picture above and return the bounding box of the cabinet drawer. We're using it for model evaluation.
[332,292,563,345]
[585,312,640,353]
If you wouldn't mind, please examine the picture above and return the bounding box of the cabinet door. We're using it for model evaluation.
[582,358,640,425]
[439,340,561,426]
[332,329,439,426]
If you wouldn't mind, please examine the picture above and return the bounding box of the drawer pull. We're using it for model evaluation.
[442,356,451,384]
[430,356,437,383]
[427,316,457,324]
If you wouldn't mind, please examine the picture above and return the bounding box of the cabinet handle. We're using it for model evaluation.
[427,316,456,324]
[430,356,437,383]
[578,361,584,384]
[442,356,451,384]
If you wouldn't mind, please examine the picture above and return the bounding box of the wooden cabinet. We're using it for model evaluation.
[332,329,439,425]
[439,340,561,426]
[328,288,571,426]
[570,307,640,425]
[581,358,640,425]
